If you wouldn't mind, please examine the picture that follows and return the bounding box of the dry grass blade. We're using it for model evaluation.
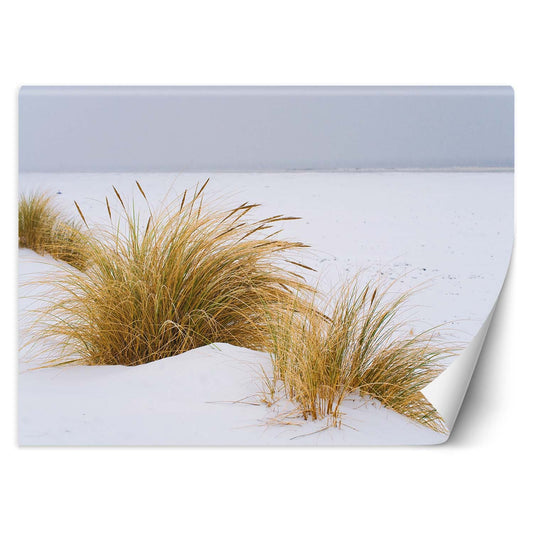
[28,183,313,368]
[74,201,88,228]
[285,260,317,272]
[135,181,148,202]
[136,181,152,216]
[264,278,455,432]
[112,186,126,210]
[195,178,210,198]
[105,197,112,221]
[19,192,89,270]
[179,189,187,212]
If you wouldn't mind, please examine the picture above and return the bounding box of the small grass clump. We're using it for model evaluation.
[31,181,313,367]
[19,192,89,270]
[264,279,453,432]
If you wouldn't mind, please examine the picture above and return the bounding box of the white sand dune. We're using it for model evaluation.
[18,172,513,445]
[19,343,447,446]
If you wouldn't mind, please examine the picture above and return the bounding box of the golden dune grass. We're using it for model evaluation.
[29,181,314,367]
[264,279,453,432]
[22,184,452,433]
[19,192,89,270]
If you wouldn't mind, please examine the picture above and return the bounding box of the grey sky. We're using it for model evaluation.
[19,86,514,172]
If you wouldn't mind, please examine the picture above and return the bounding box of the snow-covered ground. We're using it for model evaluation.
[18,172,513,445]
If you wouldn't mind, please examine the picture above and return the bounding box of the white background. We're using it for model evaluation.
[2,1,530,531]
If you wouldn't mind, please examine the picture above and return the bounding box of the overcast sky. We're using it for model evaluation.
[19,86,514,172]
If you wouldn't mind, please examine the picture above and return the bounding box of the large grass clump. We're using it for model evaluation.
[32,181,313,367]
[19,191,89,270]
[264,279,452,432]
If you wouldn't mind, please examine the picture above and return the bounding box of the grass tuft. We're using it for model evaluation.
[19,192,89,270]
[29,182,313,367]
[264,278,454,432]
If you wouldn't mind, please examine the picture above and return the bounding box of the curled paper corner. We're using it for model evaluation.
[422,304,497,436]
